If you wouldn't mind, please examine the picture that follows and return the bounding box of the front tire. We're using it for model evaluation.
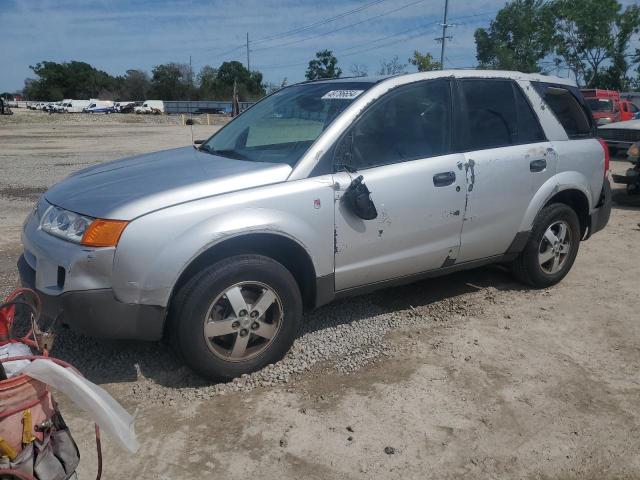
[171,254,303,380]
[511,203,581,288]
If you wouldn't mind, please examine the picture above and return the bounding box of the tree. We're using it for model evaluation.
[117,69,150,100]
[553,0,640,87]
[22,61,118,100]
[197,65,218,99]
[150,63,190,100]
[305,50,342,80]
[377,55,407,75]
[350,63,369,77]
[214,61,265,101]
[408,51,441,71]
[474,0,555,73]
[591,6,640,90]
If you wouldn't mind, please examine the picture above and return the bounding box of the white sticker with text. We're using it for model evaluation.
[321,90,364,100]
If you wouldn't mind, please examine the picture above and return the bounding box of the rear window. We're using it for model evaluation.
[533,83,594,139]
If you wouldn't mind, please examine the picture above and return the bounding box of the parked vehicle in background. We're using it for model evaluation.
[0,98,13,115]
[115,101,136,113]
[134,100,164,114]
[83,100,115,114]
[43,102,59,112]
[620,100,640,121]
[598,119,640,155]
[612,141,640,195]
[19,71,611,380]
[582,89,622,125]
[65,100,90,113]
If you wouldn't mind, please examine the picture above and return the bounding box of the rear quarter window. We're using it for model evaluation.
[532,82,594,139]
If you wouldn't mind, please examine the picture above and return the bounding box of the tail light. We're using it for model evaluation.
[597,138,609,175]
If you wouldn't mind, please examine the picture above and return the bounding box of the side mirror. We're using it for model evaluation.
[342,175,377,220]
[194,139,204,145]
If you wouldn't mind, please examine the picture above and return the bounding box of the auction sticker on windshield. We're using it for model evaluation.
[321,90,364,100]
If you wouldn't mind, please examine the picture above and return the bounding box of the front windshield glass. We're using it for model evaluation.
[201,82,373,166]
[587,98,614,112]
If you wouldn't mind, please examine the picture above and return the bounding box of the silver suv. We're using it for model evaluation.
[19,71,611,379]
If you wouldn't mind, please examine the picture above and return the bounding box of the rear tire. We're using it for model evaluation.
[170,254,302,380]
[511,203,581,288]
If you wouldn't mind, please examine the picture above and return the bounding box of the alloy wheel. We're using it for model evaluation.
[538,220,572,275]
[203,281,283,362]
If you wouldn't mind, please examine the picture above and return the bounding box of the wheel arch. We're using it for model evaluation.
[168,232,319,317]
[542,188,590,239]
[520,173,594,239]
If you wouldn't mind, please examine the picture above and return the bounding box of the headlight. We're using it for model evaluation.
[40,205,128,247]
[41,205,93,243]
[629,142,640,158]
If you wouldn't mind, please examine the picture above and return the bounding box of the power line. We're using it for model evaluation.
[250,0,390,44]
[340,22,436,53]
[197,0,391,62]
[250,0,427,53]
[256,25,438,71]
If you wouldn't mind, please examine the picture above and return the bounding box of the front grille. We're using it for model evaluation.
[598,128,640,142]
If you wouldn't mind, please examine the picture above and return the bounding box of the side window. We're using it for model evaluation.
[459,79,518,150]
[532,83,593,139]
[336,79,452,170]
[631,103,639,113]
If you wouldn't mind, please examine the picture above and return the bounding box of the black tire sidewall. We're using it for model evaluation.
[174,255,302,380]
[521,203,581,287]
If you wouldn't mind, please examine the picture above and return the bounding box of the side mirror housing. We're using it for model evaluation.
[342,175,377,220]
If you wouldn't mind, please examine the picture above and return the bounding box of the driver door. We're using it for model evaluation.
[333,79,468,291]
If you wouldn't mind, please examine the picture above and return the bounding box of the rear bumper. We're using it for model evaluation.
[18,255,165,341]
[588,177,612,238]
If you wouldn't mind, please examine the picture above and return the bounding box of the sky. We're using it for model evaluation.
[0,0,637,93]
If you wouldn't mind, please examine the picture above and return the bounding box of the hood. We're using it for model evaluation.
[45,146,292,220]
[599,119,640,130]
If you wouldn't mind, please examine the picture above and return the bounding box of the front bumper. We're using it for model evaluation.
[588,177,612,237]
[19,206,165,341]
[18,255,165,340]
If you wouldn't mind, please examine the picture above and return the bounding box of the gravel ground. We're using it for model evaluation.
[1,109,639,479]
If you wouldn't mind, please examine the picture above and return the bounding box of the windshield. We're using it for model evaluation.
[201,82,373,166]
[587,98,614,112]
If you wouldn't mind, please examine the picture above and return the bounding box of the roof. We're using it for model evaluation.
[301,70,578,88]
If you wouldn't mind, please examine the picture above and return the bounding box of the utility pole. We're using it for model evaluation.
[246,32,251,71]
[436,0,452,69]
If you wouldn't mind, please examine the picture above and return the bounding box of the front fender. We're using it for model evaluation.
[111,181,335,306]
[519,170,594,232]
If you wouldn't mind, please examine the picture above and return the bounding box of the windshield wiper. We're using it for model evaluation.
[209,149,248,160]
[197,144,247,160]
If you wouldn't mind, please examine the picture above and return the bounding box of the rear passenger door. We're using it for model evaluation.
[455,78,555,263]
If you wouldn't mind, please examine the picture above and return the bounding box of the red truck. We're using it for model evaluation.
[581,89,639,124]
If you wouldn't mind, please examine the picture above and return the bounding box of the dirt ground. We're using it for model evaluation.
[1,109,639,479]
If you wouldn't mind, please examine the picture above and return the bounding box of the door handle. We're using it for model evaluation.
[530,159,547,172]
[433,171,456,187]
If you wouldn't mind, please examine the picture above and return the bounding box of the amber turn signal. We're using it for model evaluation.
[81,219,129,247]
